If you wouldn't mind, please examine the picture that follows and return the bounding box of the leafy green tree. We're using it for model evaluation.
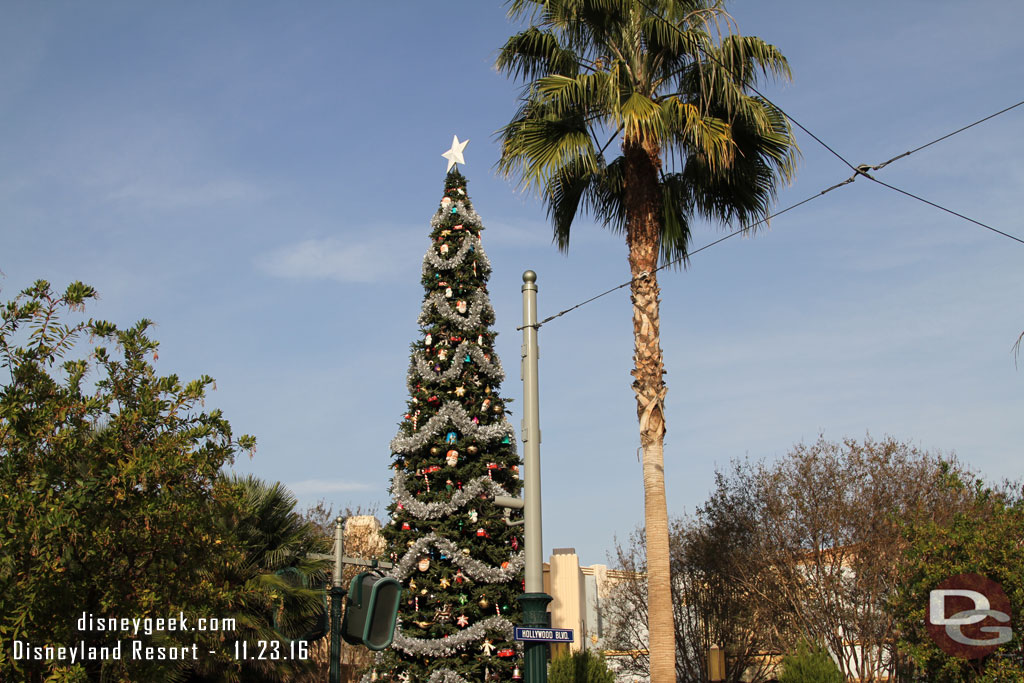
[496,3,797,681]
[891,469,1024,682]
[549,649,616,683]
[777,640,842,683]
[0,280,255,683]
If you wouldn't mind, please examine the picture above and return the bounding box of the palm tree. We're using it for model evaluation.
[496,2,797,681]
[186,475,331,683]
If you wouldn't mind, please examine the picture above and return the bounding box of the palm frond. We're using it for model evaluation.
[535,72,619,119]
[496,98,603,194]
[497,26,582,80]
[622,91,665,140]
[658,171,694,265]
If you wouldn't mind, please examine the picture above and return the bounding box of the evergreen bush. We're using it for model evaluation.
[548,649,616,683]
[778,640,843,683]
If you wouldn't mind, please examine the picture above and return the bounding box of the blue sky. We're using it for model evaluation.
[3,1,1022,566]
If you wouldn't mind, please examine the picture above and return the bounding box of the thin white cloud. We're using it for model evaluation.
[256,234,422,283]
[286,479,375,495]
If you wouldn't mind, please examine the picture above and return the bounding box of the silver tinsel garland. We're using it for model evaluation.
[390,402,514,454]
[392,615,514,656]
[429,200,482,232]
[388,532,524,583]
[421,234,491,276]
[358,667,479,683]
[425,670,473,683]
[406,340,504,389]
[417,291,490,333]
[390,471,513,519]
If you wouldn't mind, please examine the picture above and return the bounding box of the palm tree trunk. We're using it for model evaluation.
[624,138,676,683]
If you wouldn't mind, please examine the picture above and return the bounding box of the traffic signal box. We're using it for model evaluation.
[341,572,401,650]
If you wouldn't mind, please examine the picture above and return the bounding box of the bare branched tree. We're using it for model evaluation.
[604,517,775,683]
[709,436,976,682]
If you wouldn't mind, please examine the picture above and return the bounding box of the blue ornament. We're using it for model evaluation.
[446,431,458,445]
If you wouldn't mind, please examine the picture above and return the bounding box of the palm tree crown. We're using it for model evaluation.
[496,2,798,682]
[497,0,797,261]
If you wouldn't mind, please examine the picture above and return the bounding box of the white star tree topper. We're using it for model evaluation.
[442,135,469,172]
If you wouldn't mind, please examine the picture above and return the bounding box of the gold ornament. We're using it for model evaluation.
[478,595,490,609]
[455,385,466,397]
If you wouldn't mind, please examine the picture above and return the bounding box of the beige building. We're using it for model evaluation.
[543,548,628,655]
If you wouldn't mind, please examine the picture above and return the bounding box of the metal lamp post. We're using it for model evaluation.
[516,270,553,683]
[329,516,346,683]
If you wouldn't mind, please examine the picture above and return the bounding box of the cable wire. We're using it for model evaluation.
[520,174,855,330]
[521,92,1024,330]
[859,170,1024,246]
[867,99,1024,171]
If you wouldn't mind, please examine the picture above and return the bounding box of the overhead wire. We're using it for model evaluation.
[866,99,1024,172]
[858,171,1024,247]
[523,175,854,329]
[525,97,1024,329]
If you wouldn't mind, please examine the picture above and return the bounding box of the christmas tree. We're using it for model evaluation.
[374,145,524,683]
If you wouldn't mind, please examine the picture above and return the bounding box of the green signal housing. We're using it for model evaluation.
[341,572,401,651]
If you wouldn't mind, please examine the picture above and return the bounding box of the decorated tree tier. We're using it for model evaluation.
[374,157,524,683]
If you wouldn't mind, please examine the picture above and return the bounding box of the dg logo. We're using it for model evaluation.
[927,573,1012,659]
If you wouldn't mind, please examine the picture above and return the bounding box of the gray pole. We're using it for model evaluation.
[517,270,552,683]
[521,270,543,593]
[329,516,345,683]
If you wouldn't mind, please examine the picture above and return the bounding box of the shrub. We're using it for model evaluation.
[549,649,616,683]
[778,640,843,683]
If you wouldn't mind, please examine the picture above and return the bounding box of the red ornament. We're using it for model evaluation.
[402,522,411,530]
[497,648,515,658]
[476,528,490,538]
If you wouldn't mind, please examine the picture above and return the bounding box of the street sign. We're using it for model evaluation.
[514,627,574,643]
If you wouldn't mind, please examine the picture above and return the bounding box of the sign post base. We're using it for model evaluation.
[518,592,554,683]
